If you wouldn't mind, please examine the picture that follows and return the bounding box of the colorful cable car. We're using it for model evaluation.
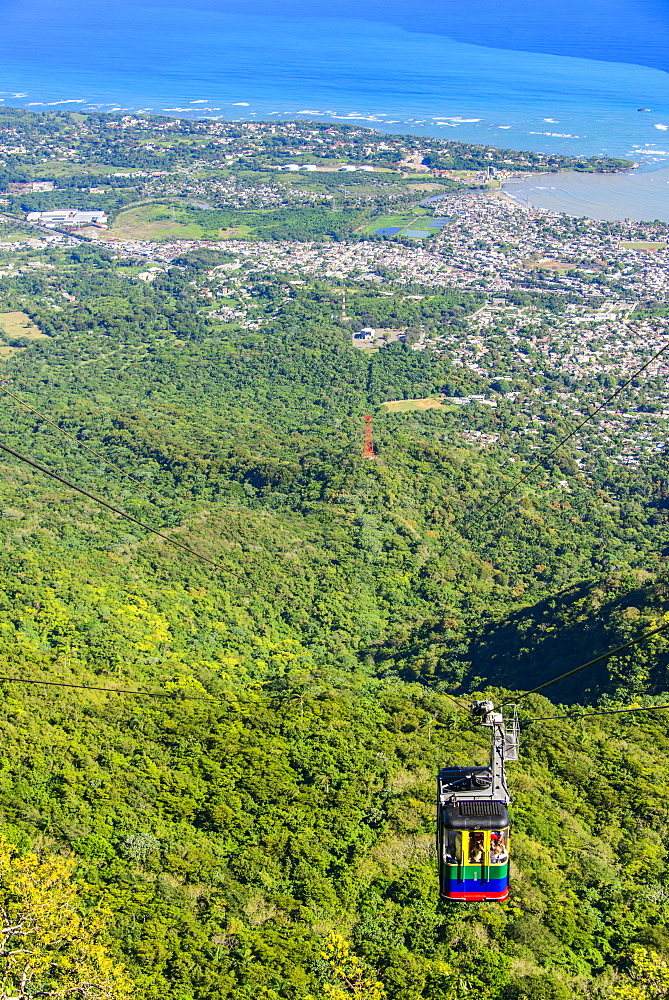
[437,701,517,902]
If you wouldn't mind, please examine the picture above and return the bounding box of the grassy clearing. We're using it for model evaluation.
[23,161,134,178]
[531,258,573,271]
[0,233,33,244]
[112,205,213,240]
[382,397,444,413]
[620,241,666,251]
[114,202,362,242]
[0,311,49,340]
[218,225,254,240]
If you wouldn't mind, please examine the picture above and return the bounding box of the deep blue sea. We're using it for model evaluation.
[0,0,668,217]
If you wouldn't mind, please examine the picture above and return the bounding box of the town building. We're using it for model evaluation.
[25,210,108,228]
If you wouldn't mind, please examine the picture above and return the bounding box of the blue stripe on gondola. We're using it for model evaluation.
[446,876,508,892]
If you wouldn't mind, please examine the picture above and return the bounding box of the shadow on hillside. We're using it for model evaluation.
[461,579,663,704]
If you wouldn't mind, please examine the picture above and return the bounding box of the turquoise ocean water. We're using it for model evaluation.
[0,0,668,217]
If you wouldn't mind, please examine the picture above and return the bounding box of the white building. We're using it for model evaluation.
[26,210,108,228]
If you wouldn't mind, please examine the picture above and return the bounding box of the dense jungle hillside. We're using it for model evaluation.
[0,235,668,999]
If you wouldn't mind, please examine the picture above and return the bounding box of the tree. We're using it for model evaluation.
[319,933,386,1000]
[609,949,669,1000]
[0,835,133,999]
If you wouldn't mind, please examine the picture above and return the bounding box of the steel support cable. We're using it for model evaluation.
[0,674,213,700]
[508,621,669,704]
[0,383,168,504]
[526,702,669,723]
[441,691,466,709]
[0,440,221,568]
[478,334,669,521]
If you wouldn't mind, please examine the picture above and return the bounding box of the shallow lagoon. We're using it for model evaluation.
[503,165,669,222]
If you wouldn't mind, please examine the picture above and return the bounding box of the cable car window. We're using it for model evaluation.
[443,830,459,864]
[468,832,485,864]
[490,830,508,864]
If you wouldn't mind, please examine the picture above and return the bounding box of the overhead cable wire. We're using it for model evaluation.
[0,439,220,568]
[511,621,669,703]
[0,674,213,700]
[526,702,669,723]
[479,334,669,520]
[0,383,167,504]
[441,691,466,709]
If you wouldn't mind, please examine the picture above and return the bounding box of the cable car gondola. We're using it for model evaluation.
[437,700,518,901]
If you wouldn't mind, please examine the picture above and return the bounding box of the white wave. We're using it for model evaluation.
[28,99,86,106]
[190,100,209,104]
[498,125,512,129]
[232,102,250,106]
[654,124,668,130]
[543,118,558,123]
[443,117,481,123]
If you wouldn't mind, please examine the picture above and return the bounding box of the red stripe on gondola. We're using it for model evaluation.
[442,889,509,901]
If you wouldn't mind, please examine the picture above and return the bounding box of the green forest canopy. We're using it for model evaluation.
[0,222,667,999]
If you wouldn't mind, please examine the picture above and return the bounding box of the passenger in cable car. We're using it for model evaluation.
[469,832,485,864]
[490,830,508,864]
[439,825,510,901]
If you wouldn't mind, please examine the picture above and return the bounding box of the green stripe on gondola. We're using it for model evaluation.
[445,862,509,878]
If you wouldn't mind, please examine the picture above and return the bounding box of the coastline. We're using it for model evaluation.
[501,163,669,222]
[0,3,667,161]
